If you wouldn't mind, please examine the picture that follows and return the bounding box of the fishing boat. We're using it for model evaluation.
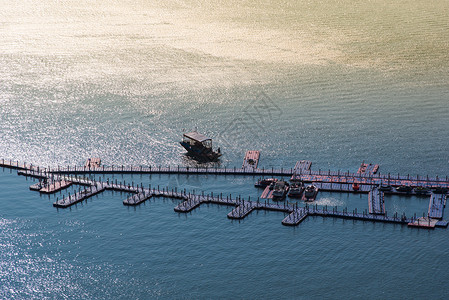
[302,184,318,202]
[288,183,303,198]
[272,180,289,200]
[180,131,222,161]
[414,186,430,195]
[432,187,448,194]
[255,178,278,188]
[378,184,392,191]
[395,185,412,193]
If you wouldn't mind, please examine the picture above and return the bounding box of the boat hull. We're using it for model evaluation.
[180,142,221,161]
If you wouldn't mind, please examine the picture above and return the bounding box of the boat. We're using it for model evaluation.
[414,186,430,195]
[378,184,392,191]
[272,180,289,199]
[432,187,448,194]
[288,183,303,198]
[255,178,278,188]
[395,185,412,193]
[180,131,222,161]
[302,184,318,202]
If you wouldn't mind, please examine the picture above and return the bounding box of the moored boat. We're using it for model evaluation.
[432,187,448,194]
[414,186,430,195]
[272,180,289,200]
[288,183,304,198]
[378,184,392,191]
[180,131,222,161]
[395,185,412,193]
[302,184,318,202]
[255,178,278,188]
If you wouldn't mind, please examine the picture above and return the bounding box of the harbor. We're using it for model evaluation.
[1,154,448,230]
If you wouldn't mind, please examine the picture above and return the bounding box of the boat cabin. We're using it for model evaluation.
[182,132,213,149]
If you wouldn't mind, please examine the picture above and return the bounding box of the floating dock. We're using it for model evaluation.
[53,184,106,208]
[123,191,153,206]
[85,157,101,169]
[260,185,273,199]
[291,160,312,181]
[282,208,308,226]
[313,182,371,193]
[428,193,446,219]
[408,217,440,229]
[2,157,449,230]
[40,180,73,194]
[242,151,260,169]
[358,163,379,175]
[227,202,256,219]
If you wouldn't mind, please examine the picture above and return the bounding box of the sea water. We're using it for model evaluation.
[1,0,449,298]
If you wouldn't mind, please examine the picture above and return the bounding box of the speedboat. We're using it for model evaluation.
[432,187,448,194]
[378,184,392,191]
[302,184,318,201]
[255,178,278,188]
[414,186,430,195]
[395,185,412,193]
[272,180,289,199]
[288,183,303,198]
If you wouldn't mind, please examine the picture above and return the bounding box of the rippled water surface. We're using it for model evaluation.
[1,0,449,298]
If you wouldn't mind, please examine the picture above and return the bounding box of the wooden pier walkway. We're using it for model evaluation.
[368,187,385,215]
[227,202,257,219]
[123,191,153,206]
[2,157,449,230]
[4,158,449,191]
[53,184,106,208]
[40,180,72,194]
[313,182,371,193]
[282,208,308,226]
